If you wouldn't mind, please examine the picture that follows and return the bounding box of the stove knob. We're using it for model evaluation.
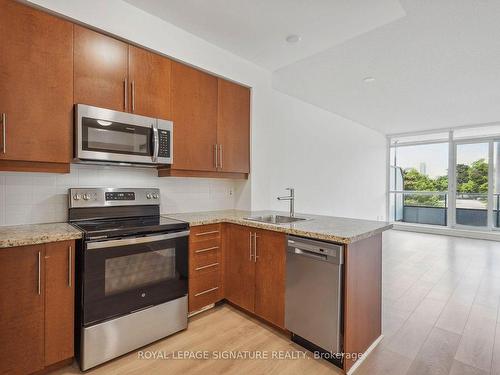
[83,193,90,201]
[146,193,152,199]
[73,193,81,201]
[152,193,159,199]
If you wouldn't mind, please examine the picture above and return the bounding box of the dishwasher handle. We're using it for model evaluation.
[290,247,329,261]
[287,236,343,265]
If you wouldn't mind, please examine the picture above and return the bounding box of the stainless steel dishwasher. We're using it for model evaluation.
[285,235,344,365]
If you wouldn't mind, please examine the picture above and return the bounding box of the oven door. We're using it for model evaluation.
[82,230,189,326]
[75,104,163,165]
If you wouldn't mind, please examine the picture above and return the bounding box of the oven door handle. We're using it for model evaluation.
[86,230,190,250]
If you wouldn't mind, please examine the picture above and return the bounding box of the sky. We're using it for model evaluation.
[392,142,490,178]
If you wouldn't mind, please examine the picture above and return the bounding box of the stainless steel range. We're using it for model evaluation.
[69,188,189,370]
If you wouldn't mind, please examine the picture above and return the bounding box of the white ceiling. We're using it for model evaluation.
[124,0,405,70]
[273,0,500,134]
[124,0,500,135]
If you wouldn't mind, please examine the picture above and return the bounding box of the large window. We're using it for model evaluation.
[389,125,500,231]
[390,141,449,226]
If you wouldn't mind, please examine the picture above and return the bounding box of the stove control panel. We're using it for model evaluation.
[69,188,160,208]
[105,192,135,201]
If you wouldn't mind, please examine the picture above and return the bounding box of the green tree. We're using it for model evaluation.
[434,175,449,191]
[403,168,437,191]
[468,159,488,193]
[401,158,489,207]
[456,164,470,185]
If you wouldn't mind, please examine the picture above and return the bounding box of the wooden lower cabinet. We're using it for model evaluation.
[225,224,255,312]
[253,229,286,328]
[0,240,75,374]
[44,240,75,366]
[188,224,224,312]
[188,223,285,326]
[225,224,286,328]
[0,245,45,374]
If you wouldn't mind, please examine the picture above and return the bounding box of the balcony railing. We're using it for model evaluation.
[392,191,498,227]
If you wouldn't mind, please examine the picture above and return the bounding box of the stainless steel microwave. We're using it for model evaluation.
[75,104,173,166]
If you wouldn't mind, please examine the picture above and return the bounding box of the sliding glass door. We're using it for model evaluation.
[453,142,490,228]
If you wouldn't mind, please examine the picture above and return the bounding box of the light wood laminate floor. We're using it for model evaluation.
[54,230,500,375]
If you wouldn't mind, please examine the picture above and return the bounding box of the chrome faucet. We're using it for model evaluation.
[277,188,295,217]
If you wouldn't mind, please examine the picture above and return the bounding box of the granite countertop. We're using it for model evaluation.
[163,210,392,244]
[0,223,82,249]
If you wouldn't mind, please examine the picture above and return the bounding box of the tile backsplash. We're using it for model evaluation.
[0,164,245,226]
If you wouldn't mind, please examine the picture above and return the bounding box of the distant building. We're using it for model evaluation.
[419,162,427,175]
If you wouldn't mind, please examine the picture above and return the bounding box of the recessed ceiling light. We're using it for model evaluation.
[286,34,301,43]
[363,77,376,83]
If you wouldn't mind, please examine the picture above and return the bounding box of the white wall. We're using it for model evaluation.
[8,0,388,226]
[265,92,387,219]
[0,165,241,226]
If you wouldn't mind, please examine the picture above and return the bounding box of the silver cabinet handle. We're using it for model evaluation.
[254,233,259,263]
[219,144,223,170]
[214,144,218,169]
[37,251,41,295]
[195,262,219,271]
[131,80,136,113]
[195,246,218,254]
[124,78,128,111]
[1,113,5,154]
[68,245,72,288]
[195,230,219,237]
[249,232,253,261]
[194,286,219,297]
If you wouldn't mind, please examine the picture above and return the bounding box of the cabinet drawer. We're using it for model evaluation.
[189,270,221,312]
[190,247,220,273]
[190,224,221,242]
[190,257,221,277]
[190,237,220,253]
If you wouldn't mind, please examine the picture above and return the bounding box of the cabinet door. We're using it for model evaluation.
[225,225,255,312]
[0,245,45,374]
[74,25,128,112]
[171,62,218,171]
[217,79,250,173]
[129,46,172,119]
[254,229,286,328]
[0,0,73,163]
[45,240,75,366]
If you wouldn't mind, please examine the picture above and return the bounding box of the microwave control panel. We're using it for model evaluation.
[158,130,170,158]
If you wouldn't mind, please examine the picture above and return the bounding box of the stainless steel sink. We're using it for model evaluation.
[243,214,308,224]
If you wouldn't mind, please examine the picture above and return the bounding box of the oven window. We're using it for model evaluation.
[105,248,176,295]
[82,117,152,156]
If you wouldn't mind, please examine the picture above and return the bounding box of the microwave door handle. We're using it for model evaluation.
[152,125,159,162]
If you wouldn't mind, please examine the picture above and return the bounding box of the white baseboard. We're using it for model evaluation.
[346,335,384,375]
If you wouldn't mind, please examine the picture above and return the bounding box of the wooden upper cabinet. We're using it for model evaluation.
[225,225,255,311]
[254,229,286,328]
[45,240,75,366]
[171,62,218,172]
[128,46,172,119]
[74,25,129,112]
[0,245,45,374]
[0,0,73,165]
[217,79,250,174]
